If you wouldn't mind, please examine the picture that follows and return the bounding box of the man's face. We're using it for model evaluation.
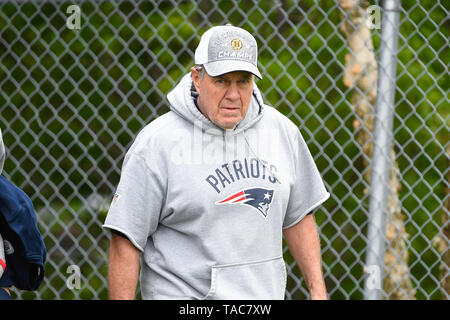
[191,67,254,130]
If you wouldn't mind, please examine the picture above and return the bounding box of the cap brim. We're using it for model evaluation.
[203,60,262,80]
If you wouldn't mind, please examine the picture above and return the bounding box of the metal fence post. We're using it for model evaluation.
[364,0,401,300]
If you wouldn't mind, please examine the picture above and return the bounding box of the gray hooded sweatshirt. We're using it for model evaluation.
[103,73,330,300]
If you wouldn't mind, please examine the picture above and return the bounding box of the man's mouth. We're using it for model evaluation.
[221,105,240,110]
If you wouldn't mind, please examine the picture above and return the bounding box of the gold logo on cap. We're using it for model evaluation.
[230,39,243,50]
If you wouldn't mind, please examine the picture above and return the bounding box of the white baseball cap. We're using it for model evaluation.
[195,24,262,80]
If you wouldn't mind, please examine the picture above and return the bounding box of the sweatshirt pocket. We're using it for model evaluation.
[201,256,287,300]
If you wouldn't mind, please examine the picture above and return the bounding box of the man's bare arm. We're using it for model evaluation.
[283,214,328,300]
[108,232,140,300]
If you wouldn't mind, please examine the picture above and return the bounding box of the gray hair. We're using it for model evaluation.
[194,64,206,79]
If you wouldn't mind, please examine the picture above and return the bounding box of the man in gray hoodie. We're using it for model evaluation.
[104,25,330,300]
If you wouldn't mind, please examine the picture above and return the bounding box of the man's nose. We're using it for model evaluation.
[225,82,240,101]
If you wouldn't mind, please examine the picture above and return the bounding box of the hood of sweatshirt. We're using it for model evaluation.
[167,73,265,136]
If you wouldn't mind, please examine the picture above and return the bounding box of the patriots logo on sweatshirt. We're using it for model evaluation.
[216,188,274,217]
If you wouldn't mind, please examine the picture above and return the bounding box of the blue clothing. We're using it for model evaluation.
[0,288,11,300]
[0,175,46,291]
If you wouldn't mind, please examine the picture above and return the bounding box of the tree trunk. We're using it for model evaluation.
[338,0,416,299]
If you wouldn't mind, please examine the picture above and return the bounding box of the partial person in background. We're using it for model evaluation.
[0,128,47,300]
[0,128,10,300]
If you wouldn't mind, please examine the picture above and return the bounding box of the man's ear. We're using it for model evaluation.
[191,66,201,94]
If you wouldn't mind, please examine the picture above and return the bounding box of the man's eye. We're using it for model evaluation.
[216,79,225,83]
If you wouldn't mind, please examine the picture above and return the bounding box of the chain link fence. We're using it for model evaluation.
[0,0,448,300]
